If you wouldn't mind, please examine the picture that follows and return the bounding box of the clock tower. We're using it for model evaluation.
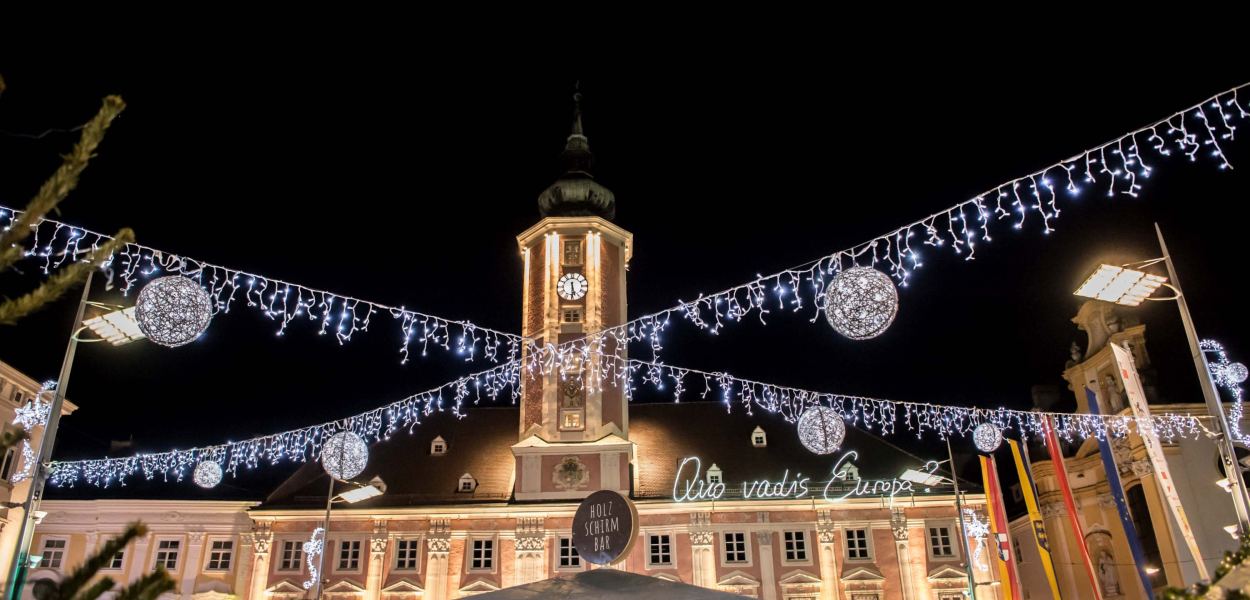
[512,93,634,500]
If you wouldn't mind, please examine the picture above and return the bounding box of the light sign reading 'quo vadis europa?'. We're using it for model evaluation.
[571,489,639,565]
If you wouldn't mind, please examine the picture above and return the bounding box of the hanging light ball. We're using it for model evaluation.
[823,266,898,340]
[797,406,847,455]
[135,275,213,347]
[193,460,223,489]
[321,431,368,480]
[1227,362,1249,385]
[973,422,1003,453]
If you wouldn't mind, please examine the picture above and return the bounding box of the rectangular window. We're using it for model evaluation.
[784,531,807,561]
[395,539,419,570]
[928,526,954,558]
[1,447,15,481]
[563,240,582,265]
[279,541,303,571]
[559,537,580,568]
[338,540,361,571]
[1013,536,1023,565]
[561,411,584,430]
[41,539,67,569]
[846,529,869,560]
[562,307,583,324]
[105,549,125,571]
[648,534,672,566]
[205,540,233,571]
[470,539,493,570]
[155,539,180,570]
[723,532,747,563]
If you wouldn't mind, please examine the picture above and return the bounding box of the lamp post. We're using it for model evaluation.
[902,449,977,597]
[1072,223,1250,535]
[312,476,385,599]
[3,275,143,599]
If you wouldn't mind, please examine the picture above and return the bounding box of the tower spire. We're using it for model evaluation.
[538,84,615,220]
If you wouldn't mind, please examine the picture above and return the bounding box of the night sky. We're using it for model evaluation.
[1,53,1247,497]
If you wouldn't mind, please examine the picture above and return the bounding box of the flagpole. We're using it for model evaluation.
[946,437,977,597]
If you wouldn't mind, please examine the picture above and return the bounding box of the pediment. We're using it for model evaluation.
[841,565,886,581]
[717,570,760,586]
[459,579,501,593]
[779,570,823,585]
[927,564,968,581]
[382,579,424,593]
[325,580,366,594]
[265,581,305,595]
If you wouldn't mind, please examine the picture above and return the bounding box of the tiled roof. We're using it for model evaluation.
[258,401,963,510]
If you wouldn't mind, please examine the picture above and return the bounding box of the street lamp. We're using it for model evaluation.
[312,476,385,599]
[4,275,148,600]
[1073,223,1250,536]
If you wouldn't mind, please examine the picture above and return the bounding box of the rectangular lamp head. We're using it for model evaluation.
[1074,264,1167,307]
[338,484,384,504]
[82,307,146,346]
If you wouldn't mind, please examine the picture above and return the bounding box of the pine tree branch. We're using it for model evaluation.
[57,522,147,600]
[0,228,134,325]
[0,427,29,452]
[112,567,174,600]
[73,577,115,600]
[0,95,125,270]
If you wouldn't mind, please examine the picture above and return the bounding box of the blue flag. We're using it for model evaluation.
[1085,387,1154,597]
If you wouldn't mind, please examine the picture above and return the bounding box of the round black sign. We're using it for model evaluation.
[571,490,638,565]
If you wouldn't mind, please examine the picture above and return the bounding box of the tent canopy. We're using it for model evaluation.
[475,568,746,599]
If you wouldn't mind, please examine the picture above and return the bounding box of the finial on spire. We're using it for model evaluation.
[571,81,584,137]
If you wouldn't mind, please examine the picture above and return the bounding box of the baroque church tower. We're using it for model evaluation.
[511,92,634,501]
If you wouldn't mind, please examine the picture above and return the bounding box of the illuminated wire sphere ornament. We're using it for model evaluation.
[1227,362,1249,385]
[973,422,1003,453]
[134,276,213,347]
[193,460,223,489]
[321,431,368,480]
[823,266,898,340]
[797,406,847,455]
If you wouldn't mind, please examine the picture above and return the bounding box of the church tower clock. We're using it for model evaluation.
[512,93,634,501]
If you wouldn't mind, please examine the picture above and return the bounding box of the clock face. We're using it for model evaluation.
[558,272,589,300]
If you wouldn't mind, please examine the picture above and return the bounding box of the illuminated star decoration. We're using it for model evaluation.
[1203,339,1249,444]
[962,508,991,570]
[302,527,325,589]
[10,381,57,484]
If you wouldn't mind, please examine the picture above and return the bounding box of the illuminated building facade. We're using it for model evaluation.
[25,99,994,600]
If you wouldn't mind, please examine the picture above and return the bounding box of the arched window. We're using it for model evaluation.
[1126,484,1164,588]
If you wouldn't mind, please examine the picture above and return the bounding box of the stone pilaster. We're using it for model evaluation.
[755,531,777,600]
[234,533,255,598]
[366,521,388,600]
[425,520,451,600]
[247,524,273,600]
[816,510,839,600]
[890,509,915,600]
[126,534,152,584]
[689,512,716,589]
[181,531,206,596]
[514,517,546,585]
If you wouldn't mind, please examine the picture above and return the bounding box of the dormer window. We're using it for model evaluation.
[837,463,860,481]
[431,436,447,456]
[751,426,767,448]
[706,463,723,485]
[458,473,477,493]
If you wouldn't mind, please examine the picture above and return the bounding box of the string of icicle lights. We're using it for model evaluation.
[530,82,1250,378]
[3,83,1246,385]
[48,356,1210,488]
[0,207,523,366]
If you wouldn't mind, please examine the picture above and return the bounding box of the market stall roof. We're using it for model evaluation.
[475,567,745,600]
